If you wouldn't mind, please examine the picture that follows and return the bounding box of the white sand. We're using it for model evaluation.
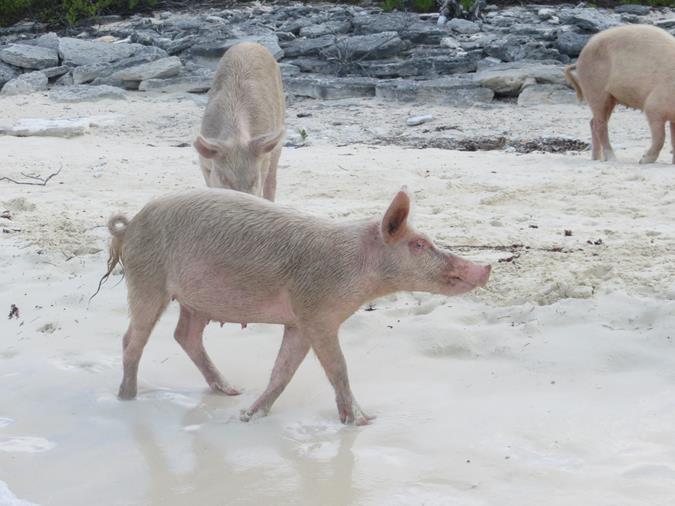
[2,91,675,505]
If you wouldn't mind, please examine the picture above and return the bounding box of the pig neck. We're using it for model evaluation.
[347,221,403,302]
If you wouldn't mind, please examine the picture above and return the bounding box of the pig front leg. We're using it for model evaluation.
[174,305,240,396]
[240,325,309,422]
[640,112,666,164]
[308,326,374,426]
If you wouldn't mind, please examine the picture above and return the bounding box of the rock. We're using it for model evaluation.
[138,70,214,93]
[299,20,352,38]
[279,63,301,76]
[486,35,530,62]
[537,8,556,20]
[323,32,406,60]
[190,33,283,62]
[447,18,480,34]
[517,84,577,106]
[110,56,182,83]
[614,4,650,15]
[24,32,60,50]
[376,77,494,105]
[54,73,74,86]
[401,22,447,45]
[284,75,377,99]
[440,36,461,50]
[351,12,413,35]
[1,71,47,95]
[0,44,58,70]
[41,66,70,79]
[556,31,591,57]
[406,115,433,126]
[58,37,145,66]
[561,8,619,33]
[0,118,90,137]
[654,19,675,30]
[0,62,18,87]
[437,15,447,26]
[290,57,338,74]
[49,85,127,103]
[475,62,568,96]
[72,48,169,84]
[281,34,336,58]
[358,53,478,79]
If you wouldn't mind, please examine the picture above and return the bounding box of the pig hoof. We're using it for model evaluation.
[117,387,137,400]
[355,414,376,426]
[639,155,656,165]
[210,382,241,396]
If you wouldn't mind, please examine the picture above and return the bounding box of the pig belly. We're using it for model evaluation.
[170,275,296,325]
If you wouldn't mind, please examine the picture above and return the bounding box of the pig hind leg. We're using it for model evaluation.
[589,94,617,162]
[305,324,374,425]
[640,101,667,164]
[671,122,675,164]
[174,304,240,395]
[119,288,169,399]
[241,325,310,421]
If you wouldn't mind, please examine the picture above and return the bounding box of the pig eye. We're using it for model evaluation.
[411,239,429,253]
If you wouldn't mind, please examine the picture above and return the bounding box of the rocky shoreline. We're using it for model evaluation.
[0,3,673,107]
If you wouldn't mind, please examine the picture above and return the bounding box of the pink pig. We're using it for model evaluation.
[101,188,490,425]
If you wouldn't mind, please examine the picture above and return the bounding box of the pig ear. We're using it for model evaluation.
[249,129,285,156]
[382,189,411,243]
[194,135,221,159]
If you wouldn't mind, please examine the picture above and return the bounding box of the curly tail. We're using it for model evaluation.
[564,64,584,102]
[90,214,129,301]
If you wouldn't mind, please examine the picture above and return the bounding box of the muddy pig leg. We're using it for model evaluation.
[640,109,666,164]
[240,325,310,422]
[590,118,601,160]
[174,304,240,396]
[305,323,375,426]
[119,289,169,399]
[262,147,281,202]
[595,95,617,161]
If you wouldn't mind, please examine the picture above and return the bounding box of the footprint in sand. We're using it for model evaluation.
[0,436,55,453]
[0,417,14,428]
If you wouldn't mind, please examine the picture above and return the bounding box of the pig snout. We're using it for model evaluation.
[446,257,491,289]
[466,263,491,288]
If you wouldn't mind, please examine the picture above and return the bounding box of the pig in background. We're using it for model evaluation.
[565,25,675,164]
[101,189,491,425]
[194,42,285,200]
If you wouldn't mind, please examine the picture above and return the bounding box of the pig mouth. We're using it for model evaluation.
[447,277,479,289]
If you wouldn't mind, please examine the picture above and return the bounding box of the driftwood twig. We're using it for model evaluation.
[0,166,62,186]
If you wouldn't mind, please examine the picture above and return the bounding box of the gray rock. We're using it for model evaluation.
[375,77,494,105]
[475,62,568,96]
[0,118,90,137]
[0,44,58,70]
[190,33,283,62]
[352,12,413,35]
[556,31,591,57]
[110,56,182,82]
[537,8,556,20]
[655,19,675,30]
[560,8,619,33]
[447,18,480,34]
[290,57,338,74]
[1,71,48,95]
[323,32,405,61]
[440,36,461,49]
[54,73,74,87]
[58,37,145,66]
[284,75,377,99]
[486,35,530,62]
[358,53,477,78]
[279,62,301,76]
[401,22,447,45]
[614,4,650,15]
[406,115,433,126]
[517,84,577,106]
[49,85,127,103]
[41,65,70,79]
[138,70,215,93]
[25,32,60,50]
[282,34,340,58]
[0,62,18,87]
[72,48,169,84]
[299,20,352,38]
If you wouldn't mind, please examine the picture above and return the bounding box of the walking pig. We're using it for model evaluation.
[565,25,675,164]
[194,42,285,199]
[102,189,490,425]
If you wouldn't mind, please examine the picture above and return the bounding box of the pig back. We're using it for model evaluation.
[202,42,285,140]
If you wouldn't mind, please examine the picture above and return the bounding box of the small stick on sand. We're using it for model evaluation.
[0,166,62,186]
